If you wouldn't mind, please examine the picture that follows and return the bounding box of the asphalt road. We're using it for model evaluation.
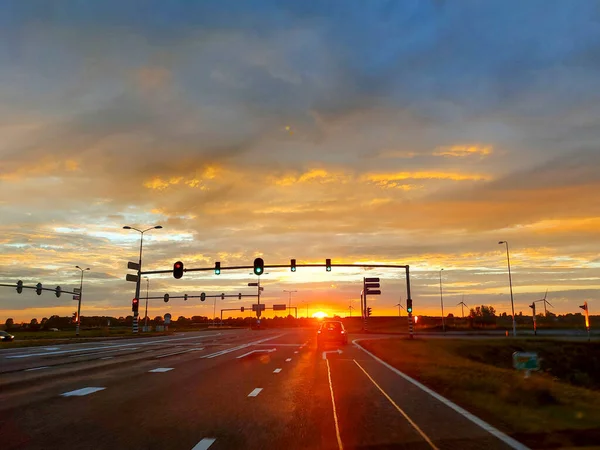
[0,328,527,450]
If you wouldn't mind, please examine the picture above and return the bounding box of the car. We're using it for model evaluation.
[317,320,348,348]
[0,330,15,342]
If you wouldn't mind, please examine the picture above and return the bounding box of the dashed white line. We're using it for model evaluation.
[248,388,263,397]
[285,358,292,362]
[61,387,106,397]
[24,366,50,372]
[155,348,204,359]
[100,356,114,360]
[192,437,216,450]
[294,351,299,354]
[68,347,139,358]
[148,368,174,373]
[273,368,282,373]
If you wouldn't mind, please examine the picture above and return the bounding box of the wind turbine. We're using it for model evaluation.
[457,295,469,319]
[537,289,553,316]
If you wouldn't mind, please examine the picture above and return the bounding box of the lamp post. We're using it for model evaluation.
[283,289,297,312]
[439,268,446,332]
[144,276,149,331]
[123,225,162,333]
[74,266,90,337]
[499,241,516,337]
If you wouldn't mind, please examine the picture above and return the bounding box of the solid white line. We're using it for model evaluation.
[353,340,530,450]
[354,359,438,450]
[24,366,50,372]
[100,356,114,360]
[7,333,222,359]
[236,348,276,359]
[148,368,174,373]
[201,335,284,359]
[248,388,263,397]
[61,387,106,397]
[326,359,344,450]
[191,438,216,450]
[155,347,204,359]
[253,343,302,347]
[273,368,282,373]
[285,358,292,362]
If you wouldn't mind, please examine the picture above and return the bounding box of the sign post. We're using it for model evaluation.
[580,302,591,341]
[363,277,381,330]
[513,351,540,378]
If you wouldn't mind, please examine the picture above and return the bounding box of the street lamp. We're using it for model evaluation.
[74,266,90,337]
[499,241,517,337]
[143,276,149,331]
[123,225,162,333]
[439,268,445,332]
[283,290,297,312]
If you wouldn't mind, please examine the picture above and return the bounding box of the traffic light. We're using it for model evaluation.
[16,280,23,294]
[291,259,296,272]
[215,262,221,275]
[55,286,62,298]
[253,258,264,276]
[326,259,331,272]
[238,293,242,300]
[173,261,184,279]
[201,292,206,301]
[221,293,225,300]
[367,307,372,317]
[406,298,413,314]
[132,298,139,313]
[184,294,188,301]
[164,293,169,303]
[241,306,245,312]
[36,283,42,295]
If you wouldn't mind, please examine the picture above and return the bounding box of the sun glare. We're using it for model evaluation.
[312,311,328,319]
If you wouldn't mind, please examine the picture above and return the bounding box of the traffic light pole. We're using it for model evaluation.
[75,270,84,337]
[406,266,414,339]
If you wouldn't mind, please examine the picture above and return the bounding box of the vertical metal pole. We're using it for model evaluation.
[133,232,143,334]
[76,270,83,337]
[213,296,217,322]
[406,266,413,339]
[363,278,368,331]
[504,243,516,337]
[257,277,261,319]
[145,278,149,331]
[440,269,445,332]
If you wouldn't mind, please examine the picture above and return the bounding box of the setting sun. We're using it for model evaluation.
[312,311,328,319]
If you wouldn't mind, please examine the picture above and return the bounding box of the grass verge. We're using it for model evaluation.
[360,338,600,449]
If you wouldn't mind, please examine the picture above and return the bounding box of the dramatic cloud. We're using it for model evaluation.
[1,1,600,321]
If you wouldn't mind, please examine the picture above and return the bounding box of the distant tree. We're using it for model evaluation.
[40,317,49,329]
[29,318,40,331]
[153,316,163,324]
[469,305,496,326]
[4,318,14,331]
[447,313,454,319]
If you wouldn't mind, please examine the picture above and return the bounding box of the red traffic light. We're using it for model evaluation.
[173,261,184,279]
[132,298,139,313]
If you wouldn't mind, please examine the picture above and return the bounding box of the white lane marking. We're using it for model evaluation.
[61,387,106,397]
[294,351,299,354]
[354,359,438,450]
[248,388,263,397]
[273,368,282,373]
[68,347,139,358]
[100,356,114,360]
[353,340,530,450]
[201,334,284,359]
[44,347,59,351]
[285,358,292,362]
[192,437,216,450]
[253,343,302,347]
[7,333,223,359]
[24,366,50,372]
[155,347,204,359]
[326,358,344,450]
[236,348,276,359]
[148,368,174,373]
[322,349,343,360]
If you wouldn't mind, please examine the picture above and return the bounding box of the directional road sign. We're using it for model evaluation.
[273,304,287,311]
[126,274,139,282]
[127,262,140,271]
[252,304,266,311]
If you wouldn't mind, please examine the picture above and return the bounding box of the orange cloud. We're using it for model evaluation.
[433,145,493,157]
[363,171,491,184]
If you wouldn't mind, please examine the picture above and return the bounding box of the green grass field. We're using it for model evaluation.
[361,338,600,449]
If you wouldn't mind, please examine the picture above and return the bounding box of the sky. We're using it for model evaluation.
[1,0,600,322]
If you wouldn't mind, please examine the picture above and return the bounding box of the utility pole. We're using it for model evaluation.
[74,266,90,337]
[499,241,517,337]
[144,277,149,331]
[439,268,446,332]
[283,289,297,312]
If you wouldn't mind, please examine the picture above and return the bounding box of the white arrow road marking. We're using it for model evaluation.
[192,438,216,450]
[273,368,282,373]
[155,348,204,359]
[322,349,343,360]
[61,387,105,397]
[236,348,276,359]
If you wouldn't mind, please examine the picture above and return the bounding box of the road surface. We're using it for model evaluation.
[0,328,526,449]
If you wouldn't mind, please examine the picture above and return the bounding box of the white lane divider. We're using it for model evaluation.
[148,368,174,373]
[326,359,344,450]
[236,348,276,359]
[192,437,216,450]
[273,368,282,374]
[248,388,263,397]
[68,347,139,358]
[61,387,106,397]
[7,333,223,359]
[24,366,50,372]
[100,356,114,360]
[155,347,204,359]
[294,351,299,354]
[201,334,284,359]
[285,358,292,362]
